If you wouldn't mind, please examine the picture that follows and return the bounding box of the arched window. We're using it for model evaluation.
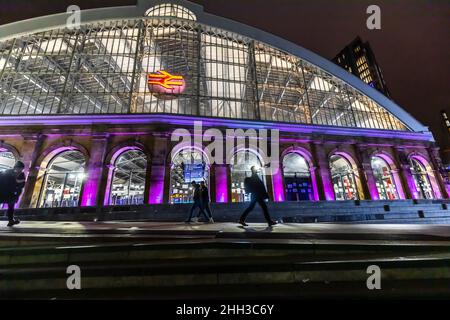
[38,150,86,208]
[170,148,209,204]
[371,156,399,200]
[230,150,265,202]
[330,154,359,200]
[145,3,197,21]
[109,149,147,205]
[282,153,312,201]
[409,157,435,199]
[0,150,15,172]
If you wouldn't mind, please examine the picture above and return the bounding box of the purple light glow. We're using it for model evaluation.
[271,167,285,202]
[0,114,434,141]
[81,177,97,206]
[148,165,165,204]
[215,165,228,203]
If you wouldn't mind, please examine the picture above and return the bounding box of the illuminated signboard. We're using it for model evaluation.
[147,70,186,95]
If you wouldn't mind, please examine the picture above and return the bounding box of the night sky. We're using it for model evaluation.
[0,0,448,151]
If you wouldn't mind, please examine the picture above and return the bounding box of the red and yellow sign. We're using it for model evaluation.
[147,70,185,94]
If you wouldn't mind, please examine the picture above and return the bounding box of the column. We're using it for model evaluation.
[148,134,169,204]
[427,147,448,199]
[361,162,379,200]
[19,134,46,208]
[393,147,414,199]
[270,165,285,202]
[213,164,228,203]
[352,144,372,200]
[80,134,109,207]
[311,142,335,200]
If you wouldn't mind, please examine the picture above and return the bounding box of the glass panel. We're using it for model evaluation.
[39,150,85,208]
[230,150,265,202]
[330,155,359,200]
[0,151,15,171]
[371,156,398,200]
[170,148,209,204]
[0,16,409,131]
[409,158,435,199]
[110,149,147,205]
[282,153,312,201]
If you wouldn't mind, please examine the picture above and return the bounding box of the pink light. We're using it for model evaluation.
[271,167,285,202]
[215,165,228,203]
[148,165,165,204]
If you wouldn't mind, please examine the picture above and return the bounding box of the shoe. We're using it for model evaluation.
[268,220,277,227]
[239,220,248,227]
[13,218,20,225]
[7,221,14,227]
[208,217,214,224]
[184,220,192,224]
[192,217,199,223]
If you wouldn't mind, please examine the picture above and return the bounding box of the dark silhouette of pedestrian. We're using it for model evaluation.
[239,166,277,227]
[197,181,214,223]
[0,161,26,227]
[185,181,208,223]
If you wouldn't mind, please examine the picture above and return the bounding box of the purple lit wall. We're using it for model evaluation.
[271,167,285,202]
[215,165,228,203]
[148,165,165,204]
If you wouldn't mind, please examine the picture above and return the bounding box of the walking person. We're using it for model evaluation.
[185,181,208,223]
[198,181,214,223]
[239,166,277,228]
[0,161,26,227]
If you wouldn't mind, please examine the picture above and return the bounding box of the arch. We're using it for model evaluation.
[103,142,151,206]
[282,152,314,201]
[169,146,210,204]
[230,148,266,203]
[408,153,440,199]
[108,149,148,205]
[36,149,87,208]
[0,143,19,171]
[370,155,400,200]
[329,152,361,200]
[0,142,21,161]
[145,3,197,21]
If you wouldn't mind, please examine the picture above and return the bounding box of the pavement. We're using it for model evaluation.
[1,220,450,245]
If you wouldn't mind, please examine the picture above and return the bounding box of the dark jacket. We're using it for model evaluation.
[201,186,210,203]
[244,173,269,200]
[0,169,25,203]
[192,184,201,201]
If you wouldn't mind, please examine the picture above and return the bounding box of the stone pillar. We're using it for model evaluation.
[149,134,169,204]
[214,164,228,203]
[390,169,406,199]
[393,147,414,199]
[80,134,109,207]
[427,147,448,199]
[311,142,335,200]
[361,162,379,200]
[19,134,46,208]
[352,144,372,200]
[270,165,285,202]
[265,170,274,201]
[309,166,320,201]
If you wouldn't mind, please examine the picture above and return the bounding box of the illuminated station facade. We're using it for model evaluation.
[0,0,448,211]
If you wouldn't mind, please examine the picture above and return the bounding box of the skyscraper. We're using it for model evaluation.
[333,36,391,98]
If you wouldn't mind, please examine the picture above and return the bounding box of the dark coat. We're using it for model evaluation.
[201,186,210,203]
[244,173,269,200]
[0,169,25,203]
[192,184,201,201]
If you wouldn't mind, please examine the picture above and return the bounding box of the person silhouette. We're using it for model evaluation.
[185,181,208,223]
[239,166,277,228]
[0,161,26,227]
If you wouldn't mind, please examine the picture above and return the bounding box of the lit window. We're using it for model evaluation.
[145,3,196,21]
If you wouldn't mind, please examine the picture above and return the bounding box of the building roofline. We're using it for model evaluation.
[0,0,431,135]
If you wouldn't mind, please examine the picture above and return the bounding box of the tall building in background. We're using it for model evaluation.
[333,36,391,98]
[440,110,450,169]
